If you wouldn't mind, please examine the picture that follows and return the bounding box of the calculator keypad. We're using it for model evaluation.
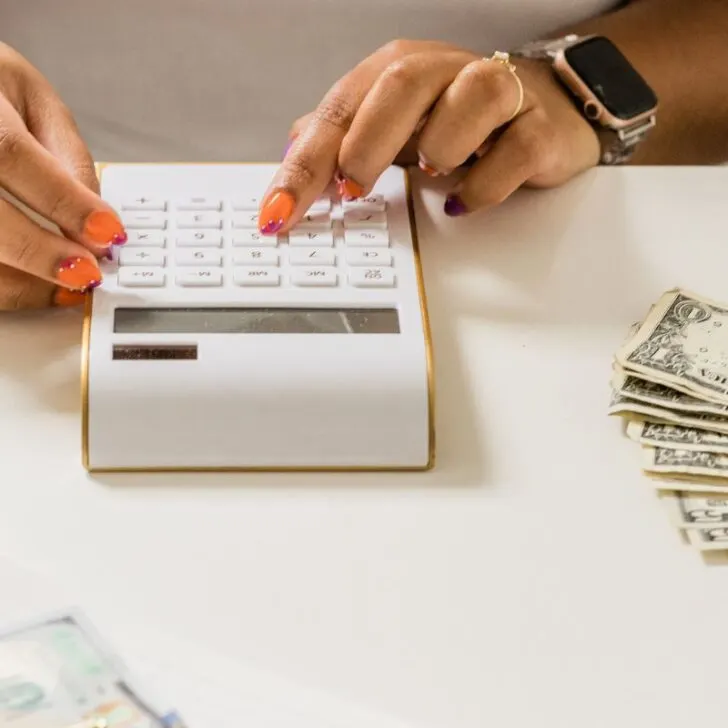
[115,195,397,289]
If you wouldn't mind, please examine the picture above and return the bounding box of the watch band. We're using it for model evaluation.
[510,34,655,165]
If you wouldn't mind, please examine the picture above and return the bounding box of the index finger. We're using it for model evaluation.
[0,95,126,250]
[257,41,434,235]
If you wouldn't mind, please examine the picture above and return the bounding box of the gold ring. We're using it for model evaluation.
[483,51,524,121]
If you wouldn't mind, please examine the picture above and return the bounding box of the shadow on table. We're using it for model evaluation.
[0,307,84,413]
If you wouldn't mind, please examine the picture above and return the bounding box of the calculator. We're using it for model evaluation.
[82,163,434,472]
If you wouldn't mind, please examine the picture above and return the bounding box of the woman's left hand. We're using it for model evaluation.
[257,39,601,233]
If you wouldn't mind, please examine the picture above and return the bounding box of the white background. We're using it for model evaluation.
[1,166,727,728]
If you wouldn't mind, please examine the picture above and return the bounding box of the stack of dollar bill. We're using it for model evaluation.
[0,611,187,728]
[609,288,728,554]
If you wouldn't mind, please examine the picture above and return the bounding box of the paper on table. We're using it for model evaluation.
[0,556,421,728]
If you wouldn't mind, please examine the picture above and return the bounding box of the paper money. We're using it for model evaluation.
[0,612,186,728]
[626,420,728,453]
[607,291,728,555]
[612,367,728,415]
[607,390,728,434]
[661,491,728,528]
[642,445,728,479]
[616,288,728,405]
[685,527,728,551]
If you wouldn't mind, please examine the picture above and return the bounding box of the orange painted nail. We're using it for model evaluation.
[417,153,444,177]
[84,210,127,245]
[258,190,295,234]
[56,256,102,291]
[53,287,88,307]
[335,172,364,201]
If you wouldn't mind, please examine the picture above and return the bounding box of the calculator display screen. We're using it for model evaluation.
[113,307,400,334]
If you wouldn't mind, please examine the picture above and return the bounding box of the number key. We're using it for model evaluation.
[176,269,223,287]
[343,209,387,228]
[118,267,166,287]
[176,231,223,247]
[176,250,223,266]
[177,212,223,229]
[234,249,279,266]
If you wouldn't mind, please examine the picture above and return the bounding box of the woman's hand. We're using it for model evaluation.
[0,43,127,310]
[257,39,600,233]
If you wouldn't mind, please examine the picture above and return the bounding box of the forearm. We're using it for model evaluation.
[561,0,728,164]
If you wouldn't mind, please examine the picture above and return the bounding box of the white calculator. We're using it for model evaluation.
[82,163,434,472]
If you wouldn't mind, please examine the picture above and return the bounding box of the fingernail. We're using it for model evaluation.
[53,287,88,307]
[258,190,295,234]
[335,171,364,201]
[57,256,103,291]
[444,194,468,217]
[84,210,127,245]
[418,153,443,177]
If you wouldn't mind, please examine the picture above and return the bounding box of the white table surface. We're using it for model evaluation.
[2,165,728,728]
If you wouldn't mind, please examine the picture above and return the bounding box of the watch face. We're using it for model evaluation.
[564,36,657,120]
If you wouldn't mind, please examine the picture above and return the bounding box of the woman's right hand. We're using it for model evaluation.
[0,43,128,310]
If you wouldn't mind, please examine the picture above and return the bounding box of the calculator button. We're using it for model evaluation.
[232,212,260,228]
[118,267,166,287]
[232,231,277,247]
[121,198,167,212]
[288,248,336,266]
[346,249,392,266]
[176,269,223,287]
[119,248,166,266]
[126,231,166,247]
[176,232,223,247]
[175,197,222,211]
[307,197,332,213]
[234,268,281,286]
[234,249,279,266]
[343,210,387,228]
[288,231,334,247]
[291,268,338,287]
[176,250,223,266]
[294,212,332,230]
[349,268,396,287]
[177,212,223,229]
[344,230,389,246]
[342,194,386,212]
[123,213,167,229]
[231,196,263,211]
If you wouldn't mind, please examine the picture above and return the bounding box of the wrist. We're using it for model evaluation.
[510,34,658,165]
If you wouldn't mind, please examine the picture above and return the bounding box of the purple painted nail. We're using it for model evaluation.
[260,218,284,235]
[444,194,468,217]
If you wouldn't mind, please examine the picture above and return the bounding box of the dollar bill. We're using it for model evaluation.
[626,420,728,453]
[643,445,728,482]
[660,490,728,527]
[685,527,728,551]
[0,611,186,728]
[615,288,728,405]
[608,390,728,435]
[611,367,728,415]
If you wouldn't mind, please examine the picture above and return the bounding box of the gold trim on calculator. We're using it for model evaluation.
[82,162,435,473]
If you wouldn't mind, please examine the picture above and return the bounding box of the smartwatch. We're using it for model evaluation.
[511,34,658,165]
